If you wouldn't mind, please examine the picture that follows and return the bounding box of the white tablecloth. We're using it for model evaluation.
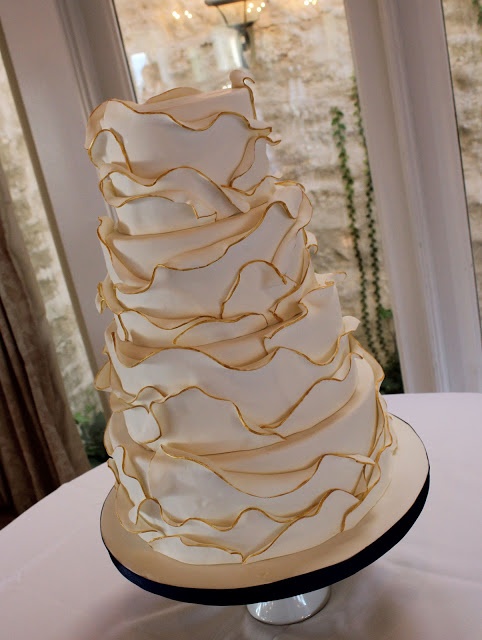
[1,393,481,639]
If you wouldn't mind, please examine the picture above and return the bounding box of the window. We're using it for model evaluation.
[1,0,480,392]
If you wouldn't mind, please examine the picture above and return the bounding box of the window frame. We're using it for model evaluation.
[345,0,481,392]
[1,0,480,391]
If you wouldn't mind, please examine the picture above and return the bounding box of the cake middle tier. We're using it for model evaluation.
[97,180,315,320]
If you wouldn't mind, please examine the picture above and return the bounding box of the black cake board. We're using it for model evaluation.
[101,416,429,606]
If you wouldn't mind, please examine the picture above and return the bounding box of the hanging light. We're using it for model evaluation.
[205,0,266,29]
[171,4,193,21]
[205,0,266,67]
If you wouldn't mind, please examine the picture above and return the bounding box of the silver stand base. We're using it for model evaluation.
[246,585,331,625]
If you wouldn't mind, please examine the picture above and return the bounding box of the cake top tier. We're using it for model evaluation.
[85,70,275,190]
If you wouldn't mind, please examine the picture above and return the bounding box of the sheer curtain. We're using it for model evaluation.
[0,162,89,527]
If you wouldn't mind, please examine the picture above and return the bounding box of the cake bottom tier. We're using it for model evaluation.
[105,354,396,565]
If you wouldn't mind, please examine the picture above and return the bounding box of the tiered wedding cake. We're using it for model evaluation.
[86,70,396,565]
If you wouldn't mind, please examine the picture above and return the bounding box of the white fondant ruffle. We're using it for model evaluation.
[87,73,397,564]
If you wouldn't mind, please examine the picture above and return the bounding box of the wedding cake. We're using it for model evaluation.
[86,70,396,565]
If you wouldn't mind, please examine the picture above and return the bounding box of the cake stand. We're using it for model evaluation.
[101,416,429,625]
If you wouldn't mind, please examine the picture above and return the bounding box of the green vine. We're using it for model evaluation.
[330,83,403,394]
[74,404,108,467]
[330,105,379,360]
[472,0,482,26]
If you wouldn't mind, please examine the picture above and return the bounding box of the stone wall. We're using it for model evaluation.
[444,0,482,309]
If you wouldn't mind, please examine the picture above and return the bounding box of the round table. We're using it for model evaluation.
[1,393,481,639]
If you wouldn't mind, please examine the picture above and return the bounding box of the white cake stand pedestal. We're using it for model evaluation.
[100,416,429,625]
[246,585,332,624]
